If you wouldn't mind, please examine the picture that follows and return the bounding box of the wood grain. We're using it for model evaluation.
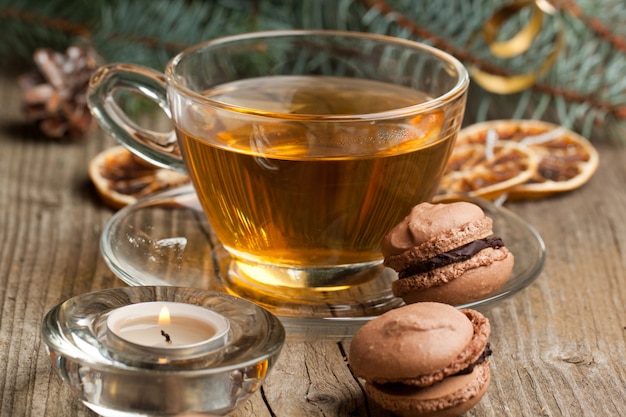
[1,74,625,417]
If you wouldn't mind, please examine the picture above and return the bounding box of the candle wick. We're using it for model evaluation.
[161,330,172,344]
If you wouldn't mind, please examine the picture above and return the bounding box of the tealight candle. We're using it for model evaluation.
[106,301,229,360]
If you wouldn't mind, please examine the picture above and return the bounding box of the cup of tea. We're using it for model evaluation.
[88,30,468,302]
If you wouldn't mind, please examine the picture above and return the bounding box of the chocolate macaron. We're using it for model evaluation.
[349,302,492,417]
[382,201,513,305]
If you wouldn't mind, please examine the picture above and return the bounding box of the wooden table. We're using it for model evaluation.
[1,73,625,417]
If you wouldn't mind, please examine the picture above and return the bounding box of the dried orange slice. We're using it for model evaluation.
[453,120,599,200]
[435,140,538,201]
[89,146,190,209]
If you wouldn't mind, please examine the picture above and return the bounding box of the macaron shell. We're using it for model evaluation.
[393,248,514,306]
[364,361,491,417]
[382,202,487,258]
[384,216,493,271]
[349,303,474,382]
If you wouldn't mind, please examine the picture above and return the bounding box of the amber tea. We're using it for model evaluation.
[176,76,458,275]
[88,31,469,308]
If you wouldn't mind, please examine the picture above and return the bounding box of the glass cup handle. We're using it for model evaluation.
[87,64,186,172]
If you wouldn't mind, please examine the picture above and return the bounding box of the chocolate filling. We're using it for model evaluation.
[398,237,505,279]
[455,343,493,376]
[371,343,493,390]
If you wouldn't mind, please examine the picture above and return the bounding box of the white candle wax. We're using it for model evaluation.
[106,301,229,358]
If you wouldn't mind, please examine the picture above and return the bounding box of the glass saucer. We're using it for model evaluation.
[41,286,285,416]
[101,184,545,338]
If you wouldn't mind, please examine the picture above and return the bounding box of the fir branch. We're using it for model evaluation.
[361,0,625,117]
[360,0,514,74]
[553,0,626,52]
[0,7,90,37]
[0,0,95,68]
[0,0,259,69]
[357,0,626,140]
[1,0,624,140]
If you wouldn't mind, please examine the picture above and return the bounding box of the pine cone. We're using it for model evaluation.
[18,45,100,140]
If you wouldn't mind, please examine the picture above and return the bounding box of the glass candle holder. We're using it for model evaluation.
[41,286,285,416]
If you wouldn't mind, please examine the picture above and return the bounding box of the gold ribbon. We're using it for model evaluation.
[469,0,564,94]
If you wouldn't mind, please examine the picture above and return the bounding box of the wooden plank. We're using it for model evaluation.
[1,71,626,417]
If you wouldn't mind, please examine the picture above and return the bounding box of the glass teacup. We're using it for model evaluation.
[88,30,468,306]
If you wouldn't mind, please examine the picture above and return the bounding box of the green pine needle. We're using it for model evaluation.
[1,0,624,141]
